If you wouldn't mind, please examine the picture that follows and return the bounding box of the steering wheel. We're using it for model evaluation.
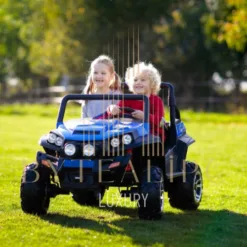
[94,107,136,119]
[108,107,136,119]
[119,107,136,113]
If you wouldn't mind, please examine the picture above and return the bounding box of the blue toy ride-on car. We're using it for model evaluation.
[20,82,203,220]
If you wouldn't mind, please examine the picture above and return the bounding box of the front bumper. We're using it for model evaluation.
[36,151,138,189]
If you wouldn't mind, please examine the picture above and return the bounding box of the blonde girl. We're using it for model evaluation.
[82,55,121,118]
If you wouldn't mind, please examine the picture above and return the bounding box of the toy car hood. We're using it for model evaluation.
[57,118,149,141]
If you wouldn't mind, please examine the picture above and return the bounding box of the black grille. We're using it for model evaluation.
[73,130,100,135]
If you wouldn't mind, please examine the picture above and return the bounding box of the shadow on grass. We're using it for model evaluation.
[40,207,247,247]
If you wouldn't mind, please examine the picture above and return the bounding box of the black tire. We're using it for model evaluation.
[20,163,51,215]
[138,166,164,220]
[72,188,105,206]
[168,162,203,210]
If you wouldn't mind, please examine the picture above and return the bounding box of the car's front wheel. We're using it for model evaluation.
[20,163,51,215]
[138,166,164,220]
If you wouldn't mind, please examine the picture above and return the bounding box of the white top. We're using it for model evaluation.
[82,90,121,118]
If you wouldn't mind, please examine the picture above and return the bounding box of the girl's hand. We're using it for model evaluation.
[131,110,144,120]
[107,105,120,115]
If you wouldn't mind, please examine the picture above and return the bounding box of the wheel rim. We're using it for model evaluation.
[160,193,164,211]
[193,170,203,203]
[160,181,164,211]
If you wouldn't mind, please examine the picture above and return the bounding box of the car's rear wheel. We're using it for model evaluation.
[20,163,51,215]
[138,166,164,220]
[72,188,105,206]
[168,161,203,210]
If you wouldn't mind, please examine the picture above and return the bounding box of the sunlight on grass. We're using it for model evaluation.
[0,105,247,247]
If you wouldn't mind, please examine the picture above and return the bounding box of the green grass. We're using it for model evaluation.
[0,104,247,247]
[1,103,247,123]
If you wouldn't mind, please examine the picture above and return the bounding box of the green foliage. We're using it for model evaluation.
[203,0,247,52]
[219,0,247,51]
[19,1,86,82]
[1,0,247,90]
[0,0,30,80]
[152,1,213,81]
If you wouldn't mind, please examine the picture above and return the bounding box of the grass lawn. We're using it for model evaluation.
[0,104,247,247]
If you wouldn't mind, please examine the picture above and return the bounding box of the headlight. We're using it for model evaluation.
[48,133,56,144]
[83,144,95,156]
[55,136,64,146]
[111,138,120,148]
[64,144,76,156]
[122,134,132,145]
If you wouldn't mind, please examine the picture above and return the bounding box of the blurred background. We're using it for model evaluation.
[1,0,247,112]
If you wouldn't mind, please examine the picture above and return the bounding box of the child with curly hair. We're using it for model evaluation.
[108,62,165,140]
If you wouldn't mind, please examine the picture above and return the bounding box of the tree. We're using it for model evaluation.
[0,0,33,95]
[203,0,247,52]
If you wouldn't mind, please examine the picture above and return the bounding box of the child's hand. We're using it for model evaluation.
[131,110,144,120]
[107,105,120,115]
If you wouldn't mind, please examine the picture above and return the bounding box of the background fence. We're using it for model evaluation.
[1,80,246,113]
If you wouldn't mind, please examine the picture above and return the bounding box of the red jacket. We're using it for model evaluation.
[118,94,165,140]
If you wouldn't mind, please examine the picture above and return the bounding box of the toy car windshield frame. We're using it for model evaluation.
[56,94,150,127]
